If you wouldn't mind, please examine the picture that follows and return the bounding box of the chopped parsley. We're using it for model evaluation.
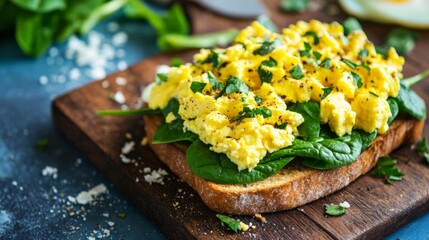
[207,71,224,91]
[254,96,263,105]
[258,57,277,83]
[320,58,331,69]
[36,139,49,150]
[200,49,221,69]
[289,65,304,79]
[313,51,322,61]
[369,91,379,97]
[216,214,242,232]
[216,76,249,98]
[358,49,369,59]
[190,81,207,93]
[325,204,347,216]
[342,17,362,36]
[155,73,168,85]
[275,122,288,129]
[341,58,357,69]
[371,156,405,184]
[234,105,272,122]
[351,72,363,88]
[280,0,309,12]
[321,86,334,100]
[253,38,283,56]
[304,31,319,45]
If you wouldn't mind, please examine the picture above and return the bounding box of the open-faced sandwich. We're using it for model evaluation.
[140,20,426,215]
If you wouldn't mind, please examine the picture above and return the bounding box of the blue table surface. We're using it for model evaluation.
[1,16,429,240]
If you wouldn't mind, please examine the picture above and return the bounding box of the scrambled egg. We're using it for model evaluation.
[147,20,404,171]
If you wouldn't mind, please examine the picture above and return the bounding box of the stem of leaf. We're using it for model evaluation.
[402,69,429,88]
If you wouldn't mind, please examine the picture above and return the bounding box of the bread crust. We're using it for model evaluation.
[144,115,424,215]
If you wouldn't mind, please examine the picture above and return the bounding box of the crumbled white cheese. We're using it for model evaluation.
[107,221,115,227]
[113,91,126,104]
[115,77,127,86]
[75,184,107,205]
[112,32,128,46]
[69,68,81,80]
[121,141,134,154]
[68,196,77,204]
[12,181,17,186]
[42,166,58,179]
[119,154,131,164]
[144,168,168,185]
[39,75,49,85]
[339,201,351,209]
[117,60,128,71]
[88,67,106,79]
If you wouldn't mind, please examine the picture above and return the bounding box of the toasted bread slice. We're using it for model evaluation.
[144,115,423,215]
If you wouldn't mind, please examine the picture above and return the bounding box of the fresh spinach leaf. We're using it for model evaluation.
[152,122,198,144]
[186,140,295,184]
[387,97,399,124]
[258,57,277,83]
[342,17,362,36]
[416,137,429,154]
[394,82,426,120]
[11,0,66,13]
[288,101,320,140]
[162,2,189,36]
[79,0,128,34]
[253,38,283,56]
[190,82,207,93]
[371,156,405,184]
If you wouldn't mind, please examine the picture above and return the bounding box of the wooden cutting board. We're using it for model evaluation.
[52,0,429,239]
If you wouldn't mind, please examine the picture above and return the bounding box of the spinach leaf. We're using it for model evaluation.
[401,69,429,88]
[186,140,295,184]
[280,0,309,12]
[371,156,405,184]
[394,82,426,120]
[288,101,320,140]
[325,204,347,216]
[152,122,198,144]
[79,0,128,34]
[265,131,364,170]
[162,2,189,36]
[253,38,283,56]
[387,97,398,124]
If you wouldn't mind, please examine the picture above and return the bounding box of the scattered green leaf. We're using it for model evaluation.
[258,57,277,83]
[170,57,183,67]
[351,72,363,88]
[304,31,319,45]
[371,156,405,184]
[207,71,224,91]
[234,105,272,122]
[289,65,304,79]
[216,76,249,98]
[341,58,357,69]
[321,86,334,100]
[253,38,283,56]
[200,50,221,69]
[415,138,429,154]
[216,214,242,232]
[342,17,362,36]
[325,204,347,216]
[320,58,331,69]
[155,73,168,85]
[254,96,263,105]
[313,51,322,60]
[190,81,207,93]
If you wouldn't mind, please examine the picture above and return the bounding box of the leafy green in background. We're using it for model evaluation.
[280,0,309,13]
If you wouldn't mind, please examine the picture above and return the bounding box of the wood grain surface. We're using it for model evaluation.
[52,0,429,239]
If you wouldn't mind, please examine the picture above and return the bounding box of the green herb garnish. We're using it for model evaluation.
[304,31,319,45]
[234,105,272,122]
[325,204,347,216]
[258,57,277,83]
[155,73,168,85]
[358,49,369,59]
[351,72,363,88]
[280,0,309,12]
[369,91,379,97]
[321,87,334,100]
[289,65,304,79]
[254,96,263,105]
[341,58,357,69]
[313,51,322,61]
[216,214,242,232]
[371,156,405,184]
[253,38,283,56]
[275,122,288,129]
[320,58,331,69]
[207,71,224,91]
[190,82,207,93]
[216,76,249,98]
[416,138,429,154]
[342,17,362,36]
[170,57,183,67]
[200,50,221,69]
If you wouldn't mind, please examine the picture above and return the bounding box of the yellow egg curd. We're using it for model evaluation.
[147,20,404,171]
